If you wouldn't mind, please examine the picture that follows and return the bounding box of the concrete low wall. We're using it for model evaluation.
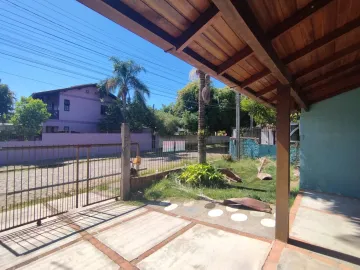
[158,136,229,147]
[0,132,153,166]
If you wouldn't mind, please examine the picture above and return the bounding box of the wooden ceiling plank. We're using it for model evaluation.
[284,17,360,64]
[240,69,271,88]
[294,42,360,79]
[176,4,219,51]
[267,0,335,39]
[302,61,360,89]
[217,46,253,75]
[255,82,281,97]
[213,0,308,110]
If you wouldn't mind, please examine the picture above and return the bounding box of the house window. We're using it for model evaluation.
[64,126,70,133]
[64,99,70,111]
[101,105,107,115]
[45,126,58,133]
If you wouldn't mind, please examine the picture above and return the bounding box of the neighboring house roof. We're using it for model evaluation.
[32,83,117,99]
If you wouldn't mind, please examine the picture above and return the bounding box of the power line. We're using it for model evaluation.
[1,0,189,79]
[0,11,187,85]
[35,0,175,68]
[0,32,183,94]
[0,70,62,87]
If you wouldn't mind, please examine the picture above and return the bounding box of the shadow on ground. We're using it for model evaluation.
[0,202,145,256]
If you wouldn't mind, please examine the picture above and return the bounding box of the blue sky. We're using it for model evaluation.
[0,0,224,108]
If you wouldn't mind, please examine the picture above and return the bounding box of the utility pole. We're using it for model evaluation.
[235,93,241,160]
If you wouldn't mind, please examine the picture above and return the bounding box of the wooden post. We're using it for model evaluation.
[275,85,291,242]
[121,123,131,200]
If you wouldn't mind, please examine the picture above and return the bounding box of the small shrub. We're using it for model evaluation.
[222,154,233,162]
[217,130,227,136]
[178,164,226,188]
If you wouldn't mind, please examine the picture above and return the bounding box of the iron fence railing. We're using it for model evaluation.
[0,143,123,232]
[131,137,229,176]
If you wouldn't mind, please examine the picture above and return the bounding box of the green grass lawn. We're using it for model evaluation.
[142,158,299,207]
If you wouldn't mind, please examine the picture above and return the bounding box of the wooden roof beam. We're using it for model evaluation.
[294,42,360,79]
[213,0,308,110]
[283,17,360,64]
[303,67,360,95]
[240,69,271,88]
[217,46,253,75]
[306,69,360,101]
[267,0,334,39]
[222,74,275,109]
[302,61,360,89]
[255,83,280,97]
[176,4,220,52]
[267,94,278,103]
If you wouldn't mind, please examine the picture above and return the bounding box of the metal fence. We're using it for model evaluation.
[0,137,229,232]
[131,136,230,176]
[0,144,122,232]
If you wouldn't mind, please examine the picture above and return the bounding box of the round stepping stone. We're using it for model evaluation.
[250,211,265,217]
[261,218,275,228]
[208,209,223,217]
[164,204,178,211]
[231,213,248,222]
[226,206,238,212]
[183,201,195,207]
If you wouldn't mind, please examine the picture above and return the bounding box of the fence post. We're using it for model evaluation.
[121,123,131,200]
[75,146,80,208]
[86,146,90,205]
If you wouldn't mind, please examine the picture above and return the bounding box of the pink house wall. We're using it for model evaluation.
[43,85,113,133]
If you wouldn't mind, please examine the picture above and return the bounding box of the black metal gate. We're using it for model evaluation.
[0,144,122,232]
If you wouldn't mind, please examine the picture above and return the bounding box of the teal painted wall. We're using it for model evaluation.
[229,138,299,164]
[300,88,360,199]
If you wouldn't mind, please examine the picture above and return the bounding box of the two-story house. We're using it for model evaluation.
[32,83,115,133]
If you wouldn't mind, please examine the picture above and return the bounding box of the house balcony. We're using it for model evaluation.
[48,109,59,119]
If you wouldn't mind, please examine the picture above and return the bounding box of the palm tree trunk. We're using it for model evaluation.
[122,92,127,123]
[198,70,206,164]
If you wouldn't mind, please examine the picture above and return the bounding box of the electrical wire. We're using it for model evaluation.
[1,0,189,79]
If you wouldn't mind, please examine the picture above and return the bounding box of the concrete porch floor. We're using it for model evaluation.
[0,192,359,270]
[264,191,360,270]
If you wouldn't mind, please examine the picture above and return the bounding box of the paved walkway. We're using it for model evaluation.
[1,192,359,270]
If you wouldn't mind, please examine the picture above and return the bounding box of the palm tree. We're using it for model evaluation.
[189,68,207,164]
[99,57,149,122]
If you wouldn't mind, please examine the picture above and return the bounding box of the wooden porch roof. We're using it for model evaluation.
[78,0,360,110]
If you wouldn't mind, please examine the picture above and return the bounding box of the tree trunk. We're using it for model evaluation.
[122,91,127,123]
[198,70,206,164]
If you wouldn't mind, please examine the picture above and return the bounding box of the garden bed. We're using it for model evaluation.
[140,158,299,207]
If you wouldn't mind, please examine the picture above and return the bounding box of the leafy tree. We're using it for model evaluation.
[99,93,156,133]
[10,97,50,139]
[98,100,123,133]
[154,110,181,136]
[170,83,250,135]
[240,96,276,126]
[127,93,156,132]
[0,82,15,122]
[99,57,149,122]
